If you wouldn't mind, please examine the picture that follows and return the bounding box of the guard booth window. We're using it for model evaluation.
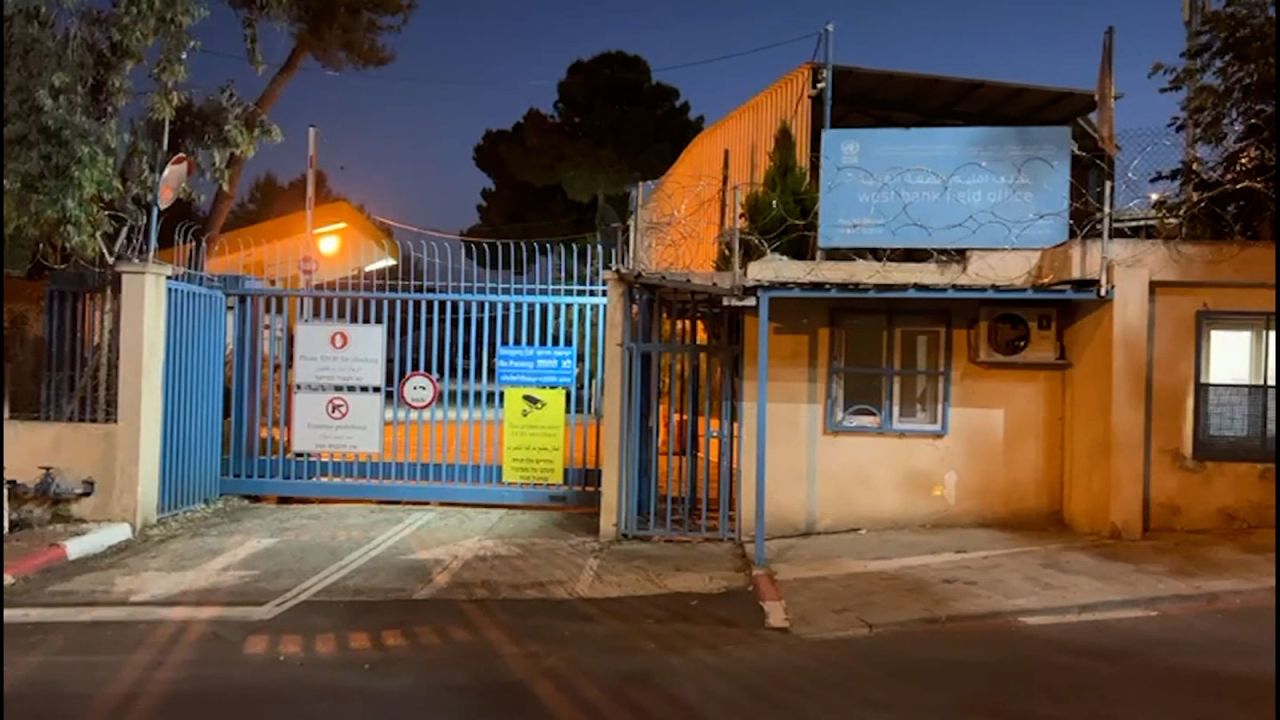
[1194,311,1275,462]
[829,312,950,434]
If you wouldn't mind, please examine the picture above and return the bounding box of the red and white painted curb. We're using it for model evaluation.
[4,523,132,586]
[751,567,790,629]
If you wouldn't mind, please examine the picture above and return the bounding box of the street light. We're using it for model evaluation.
[317,233,341,257]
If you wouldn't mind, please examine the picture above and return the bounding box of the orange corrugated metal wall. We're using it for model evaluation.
[640,64,815,272]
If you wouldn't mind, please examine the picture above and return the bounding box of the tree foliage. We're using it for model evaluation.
[1150,0,1275,240]
[3,0,205,272]
[717,122,815,270]
[223,169,394,247]
[466,51,703,270]
[202,0,418,247]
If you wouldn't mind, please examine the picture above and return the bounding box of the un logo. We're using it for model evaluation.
[841,140,861,163]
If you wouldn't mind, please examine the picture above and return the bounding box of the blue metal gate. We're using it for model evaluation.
[158,276,228,516]
[621,285,742,539]
[217,238,609,507]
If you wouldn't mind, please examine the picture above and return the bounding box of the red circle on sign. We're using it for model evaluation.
[329,330,349,351]
[299,255,318,275]
[399,372,440,410]
[325,396,349,420]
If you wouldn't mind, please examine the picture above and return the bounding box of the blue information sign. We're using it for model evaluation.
[496,346,576,388]
[818,126,1072,250]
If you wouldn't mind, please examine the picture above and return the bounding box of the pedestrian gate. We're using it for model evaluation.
[620,285,742,539]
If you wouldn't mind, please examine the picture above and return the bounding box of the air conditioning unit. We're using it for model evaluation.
[972,307,1062,365]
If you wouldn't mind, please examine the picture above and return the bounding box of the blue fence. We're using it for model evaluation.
[158,278,227,516]
[219,237,611,507]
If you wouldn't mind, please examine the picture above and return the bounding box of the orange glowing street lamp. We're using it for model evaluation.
[316,232,342,257]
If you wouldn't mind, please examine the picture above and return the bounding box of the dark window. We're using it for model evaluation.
[1194,312,1275,463]
[830,312,949,433]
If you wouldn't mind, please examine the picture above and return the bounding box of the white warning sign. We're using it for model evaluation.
[293,322,386,387]
[291,390,384,454]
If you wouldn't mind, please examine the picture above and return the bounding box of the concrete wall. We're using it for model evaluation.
[740,299,1066,538]
[1147,286,1276,530]
[1059,245,1275,537]
[1061,301,1113,534]
[3,420,120,521]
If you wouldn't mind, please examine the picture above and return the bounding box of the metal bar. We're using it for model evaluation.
[754,292,771,567]
[219,477,599,507]
[228,288,606,303]
[762,287,1107,300]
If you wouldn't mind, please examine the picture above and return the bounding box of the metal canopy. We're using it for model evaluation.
[826,64,1097,128]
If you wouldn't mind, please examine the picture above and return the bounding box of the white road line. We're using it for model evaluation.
[4,513,432,625]
[4,605,267,624]
[774,542,1096,581]
[412,543,485,599]
[262,512,432,617]
[1017,608,1160,626]
[126,538,279,602]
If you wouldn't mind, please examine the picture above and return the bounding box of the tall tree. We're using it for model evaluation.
[1150,0,1275,239]
[467,51,703,270]
[224,169,340,230]
[3,0,207,272]
[717,122,816,269]
[202,0,418,248]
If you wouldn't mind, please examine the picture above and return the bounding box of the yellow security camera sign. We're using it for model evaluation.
[502,387,566,485]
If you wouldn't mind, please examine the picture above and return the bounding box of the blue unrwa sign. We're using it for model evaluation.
[496,346,576,388]
[818,126,1073,249]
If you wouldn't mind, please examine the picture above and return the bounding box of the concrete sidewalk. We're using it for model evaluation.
[5,503,750,622]
[761,527,1276,638]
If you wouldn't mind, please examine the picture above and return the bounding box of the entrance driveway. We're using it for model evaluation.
[3,501,749,621]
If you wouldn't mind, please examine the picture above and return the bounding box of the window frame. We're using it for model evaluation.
[1192,310,1275,463]
[827,310,952,436]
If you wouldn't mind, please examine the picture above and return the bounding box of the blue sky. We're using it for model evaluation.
[185,0,1188,233]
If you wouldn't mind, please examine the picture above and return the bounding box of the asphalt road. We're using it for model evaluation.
[3,594,1274,720]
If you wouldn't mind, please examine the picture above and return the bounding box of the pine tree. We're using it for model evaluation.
[718,122,816,270]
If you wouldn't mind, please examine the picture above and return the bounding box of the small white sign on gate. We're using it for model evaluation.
[291,390,384,454]
[293,322,386,386]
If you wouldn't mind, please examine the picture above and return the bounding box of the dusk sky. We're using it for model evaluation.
[185,0,1189,235]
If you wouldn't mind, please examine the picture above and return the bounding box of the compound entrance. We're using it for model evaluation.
[213,238,609,507]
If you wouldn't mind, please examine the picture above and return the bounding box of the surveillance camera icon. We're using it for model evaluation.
[521,394,547,417]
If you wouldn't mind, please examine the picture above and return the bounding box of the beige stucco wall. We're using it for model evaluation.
[1061,301,1113,534]
[1147,286,1276,530]
[3,420,120,521]
[740,299,1066,539]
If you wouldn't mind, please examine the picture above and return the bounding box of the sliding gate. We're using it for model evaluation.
[219,240,608,507]
[621,285,742,539]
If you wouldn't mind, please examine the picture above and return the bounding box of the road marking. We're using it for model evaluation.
[410,538,516,599]
[314,633,337,656]
[4,515,425,625]
[120,538,278,602]
[278,634,305,656]
[242,634,270,655]
[4,605,267,624]
[1017,608,1160,625]
[347,631,373,651]
[413,625,442,645]
[381,628,409,648]
[262,512,432,617]
[773,542,1097,581]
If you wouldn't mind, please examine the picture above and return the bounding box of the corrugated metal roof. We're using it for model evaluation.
[829,63,1097,127]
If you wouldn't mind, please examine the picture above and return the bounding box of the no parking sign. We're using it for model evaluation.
[399,372,440,410]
